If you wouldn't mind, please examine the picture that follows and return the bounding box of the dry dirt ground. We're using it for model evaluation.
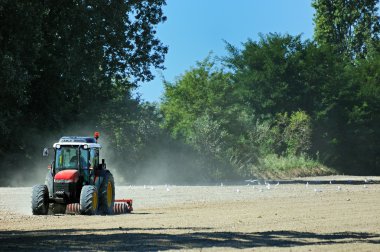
[0,176,380,251]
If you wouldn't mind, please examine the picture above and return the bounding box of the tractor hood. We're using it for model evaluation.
[54,170,79,183]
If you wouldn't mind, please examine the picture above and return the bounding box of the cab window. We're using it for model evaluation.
[90,148,99,169]
[55,146,78,171]
[80,147,89,169]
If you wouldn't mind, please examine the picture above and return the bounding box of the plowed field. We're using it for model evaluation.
[1,176,380,251]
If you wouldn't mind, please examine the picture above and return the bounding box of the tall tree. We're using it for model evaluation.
[0,0,168,183]
[312,0,380,58]
[0,0,168,135]
[26,0,168,130]
[0,1,43,152]
[161,56,234,139]
[225,34,324,117]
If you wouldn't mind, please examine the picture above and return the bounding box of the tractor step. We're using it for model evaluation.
[65,199,133,215]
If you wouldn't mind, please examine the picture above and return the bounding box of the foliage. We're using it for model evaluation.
[0,0,168,184]
[0,0,167,133]
[255,154,335,179]
[161,57,244,179]
[2,0,380,184]
[284,111,312,156]
[260,154,321,172]
[0,1,44,154]
[161,56,234,138]
[188,115,232,179]
[312,0,380,58]
[162,31,380,178]
[339,52,380,174]
[162,50,332,179]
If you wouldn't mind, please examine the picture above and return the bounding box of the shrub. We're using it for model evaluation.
[284,111,312,156]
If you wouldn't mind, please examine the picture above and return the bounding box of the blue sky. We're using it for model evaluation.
[135,0,315,102]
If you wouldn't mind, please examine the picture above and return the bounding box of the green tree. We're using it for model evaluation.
[26,0,168,130]
[0,1,43,153]
[225,34,326,117]
[312,0,380,58]
[189,114,234,179]
[161,56,234,139]
[0,0,168,184]
[341,52,380,174]
[161,56,255,178]
[224,34,355,167]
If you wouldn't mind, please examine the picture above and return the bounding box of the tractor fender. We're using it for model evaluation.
[44,171,53,199]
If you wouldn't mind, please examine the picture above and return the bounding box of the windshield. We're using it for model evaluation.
[55,145,91,174]
[55,146,79,171]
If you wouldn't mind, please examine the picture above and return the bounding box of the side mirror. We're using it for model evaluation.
[43,148,49,157]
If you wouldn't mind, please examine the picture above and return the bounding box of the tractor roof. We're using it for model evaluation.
[53,136,101,148]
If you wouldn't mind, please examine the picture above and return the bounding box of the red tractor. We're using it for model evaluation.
[32,132,131,215]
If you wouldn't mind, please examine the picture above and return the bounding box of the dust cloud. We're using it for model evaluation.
[1,131,59,187]
[2,126,208,187]
[100,135,207,185]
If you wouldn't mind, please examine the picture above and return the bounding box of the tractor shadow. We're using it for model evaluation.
[1,229,379,251]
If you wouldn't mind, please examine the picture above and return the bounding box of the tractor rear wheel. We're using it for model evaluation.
[80,185,98,215]
[31,185,49,215]
[99,173,115,215]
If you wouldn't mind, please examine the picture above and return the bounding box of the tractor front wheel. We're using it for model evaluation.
[31,185,49,215]
[80,185,98,215]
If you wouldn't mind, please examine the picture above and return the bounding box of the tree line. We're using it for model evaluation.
[160,0,380,179]
[0,0,379,185]
[0,0,168,185]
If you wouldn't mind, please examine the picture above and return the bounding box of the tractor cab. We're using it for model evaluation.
[53,136,103,185]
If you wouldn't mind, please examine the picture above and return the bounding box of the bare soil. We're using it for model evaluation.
[0,176,380,251]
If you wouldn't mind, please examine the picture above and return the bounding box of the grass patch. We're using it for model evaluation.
[250,154,337,179]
